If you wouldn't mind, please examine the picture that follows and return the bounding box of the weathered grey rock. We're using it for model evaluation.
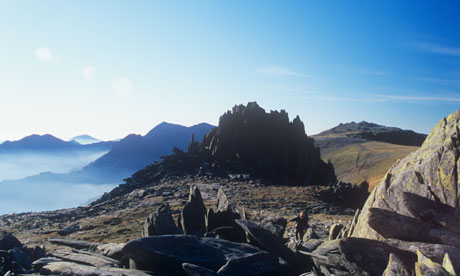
[216,188,229,212]
[38,261,151,276]
[367,208,460,248]
[353,110,460,240]
[32,257,62,271]
[121,235,263,275]
[48,238,99,250]
[415,250,451,276]
[50,249,120,268]
[328,224,343,241]
[339,238,416,276]
[181,185,207,236]
[95,243,125,260]
[383,239,460,273]
[143,203,182,237]
[235,219,302,271]
[402,192,460,235]
[300,239,323,253]
[182,263,220,276]
[217,252,285,276]
[0,232,22,250]
[382,253,413,276]
[443,253,457,276]
[259,217,287,240]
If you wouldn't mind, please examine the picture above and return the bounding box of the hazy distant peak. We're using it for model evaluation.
[144,122,215,139]
[71,134,101,145]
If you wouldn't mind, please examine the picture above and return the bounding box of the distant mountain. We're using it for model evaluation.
[0,134,114,153]
[70,135,101,145]
[316,121,427,146]
[76,122,215,182]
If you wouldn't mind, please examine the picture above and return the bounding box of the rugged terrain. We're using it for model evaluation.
[0,104,456,276]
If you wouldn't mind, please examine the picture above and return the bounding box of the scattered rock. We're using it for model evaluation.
[143,203,182,237]
[328,224,343,241]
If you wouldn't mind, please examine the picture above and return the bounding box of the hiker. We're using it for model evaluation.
[289,211,309,243]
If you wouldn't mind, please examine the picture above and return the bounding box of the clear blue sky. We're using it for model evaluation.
[1,1,459,141]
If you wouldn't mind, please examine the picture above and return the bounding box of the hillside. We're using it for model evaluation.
[313,121,426,190]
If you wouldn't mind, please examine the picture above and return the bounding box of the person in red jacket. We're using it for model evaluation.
[289,211,309,243]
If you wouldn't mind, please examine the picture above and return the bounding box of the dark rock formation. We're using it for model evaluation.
[181,185,207,236]
[121,102,337,188]
[200,102,336,186]
[142,203,182,237]
[121,235,265,275]
[0,232,23,251]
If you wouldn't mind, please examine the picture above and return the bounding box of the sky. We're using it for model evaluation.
[1,1,459,141]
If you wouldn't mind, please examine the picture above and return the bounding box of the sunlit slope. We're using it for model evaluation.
[322,141,419,190]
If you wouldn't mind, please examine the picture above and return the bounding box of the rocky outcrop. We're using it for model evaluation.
[350,110,460,273]
[142,203,182,237]
[200,102,336,186]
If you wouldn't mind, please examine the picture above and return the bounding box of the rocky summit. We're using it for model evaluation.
[200,102,336,186]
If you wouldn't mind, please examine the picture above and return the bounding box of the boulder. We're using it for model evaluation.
[182,263,220,276]
[328,224,343,241]
[48,238,99,250]
[38,260,151,276]
[0,232,22,250]
[353,110,460,240]
[216,188,229,212]
[49,249,120,268]
[143,203,182,237]
[96,243,125,260]
[259,217,287,240]
[415,250,451,276]
[367,208,460,248]
[121,235,264,275]
[217,252,286,276]
[382,253,413,276]
[235,219,302,271]
[181,185,207,236]
[338,238,416,276]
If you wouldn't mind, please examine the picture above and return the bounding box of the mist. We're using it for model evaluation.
[0,150,108,181]
[0,180,117,215]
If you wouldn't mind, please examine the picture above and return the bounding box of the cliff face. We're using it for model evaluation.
[353,109,460,240]
[200,102,336,186]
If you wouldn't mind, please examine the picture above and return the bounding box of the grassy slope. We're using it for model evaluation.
[322,141,419,190]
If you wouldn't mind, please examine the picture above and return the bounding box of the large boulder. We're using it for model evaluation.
[121,235,265,275]
[353,110,460,239]
[351,110,460,273]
